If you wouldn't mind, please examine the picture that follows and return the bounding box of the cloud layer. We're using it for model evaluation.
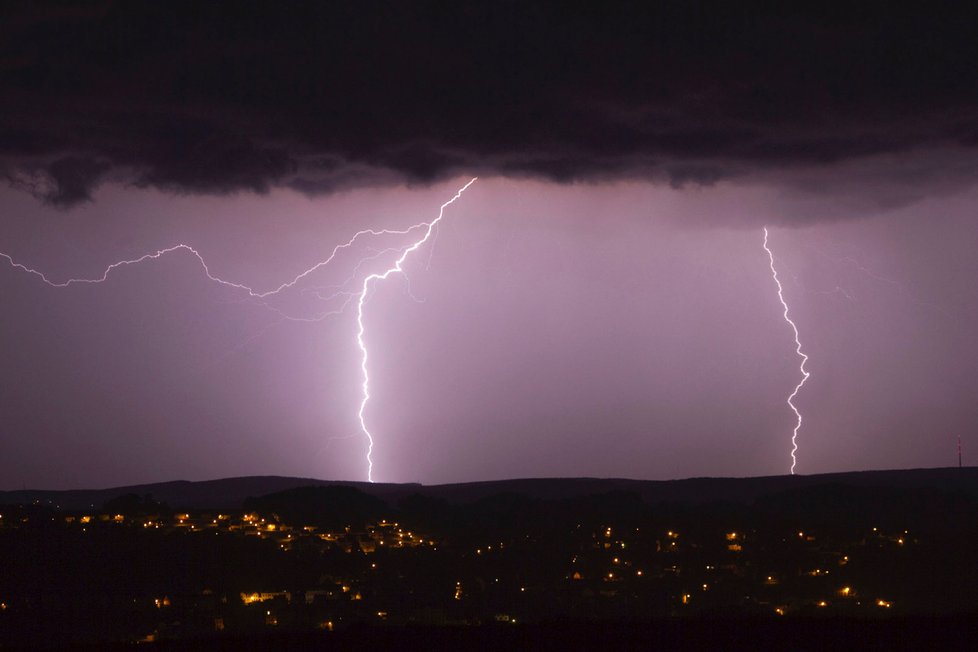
[2,1,977,208]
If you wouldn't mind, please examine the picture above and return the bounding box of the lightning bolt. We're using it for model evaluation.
[1,178,479,482]
[762,227,810,475]
[356,178,477,482]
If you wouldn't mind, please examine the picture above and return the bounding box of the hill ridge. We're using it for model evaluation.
[2,466,976,511]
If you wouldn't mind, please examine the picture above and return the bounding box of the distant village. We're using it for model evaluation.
[4,479,973,646]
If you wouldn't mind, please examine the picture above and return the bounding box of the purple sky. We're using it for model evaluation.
[2,174,977,488]
[2,3,978,488]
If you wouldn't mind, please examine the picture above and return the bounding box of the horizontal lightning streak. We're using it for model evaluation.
[1,210,458,329]
[1,225,434,299]
[356,178,477,483]
[762,227,810,475]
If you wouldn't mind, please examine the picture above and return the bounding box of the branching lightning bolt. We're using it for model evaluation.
[762,227,810,475]
[355,178,477,482]
[1,178,479,482]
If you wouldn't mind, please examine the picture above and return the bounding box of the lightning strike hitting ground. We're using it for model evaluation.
[762,227,810,475]
[1,178,478,482]
[356,178,477,482]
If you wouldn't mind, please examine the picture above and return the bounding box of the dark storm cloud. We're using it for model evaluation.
[4,155,110,205]
[2,0,977,208]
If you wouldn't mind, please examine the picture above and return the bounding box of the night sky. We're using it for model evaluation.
[2,2,976,489]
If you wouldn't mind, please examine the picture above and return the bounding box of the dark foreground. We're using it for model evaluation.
[3,468,978,648]
[9,618,978,652]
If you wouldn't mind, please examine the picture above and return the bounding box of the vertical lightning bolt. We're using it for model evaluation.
[762,227,810,475]
[355,178,477,482]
